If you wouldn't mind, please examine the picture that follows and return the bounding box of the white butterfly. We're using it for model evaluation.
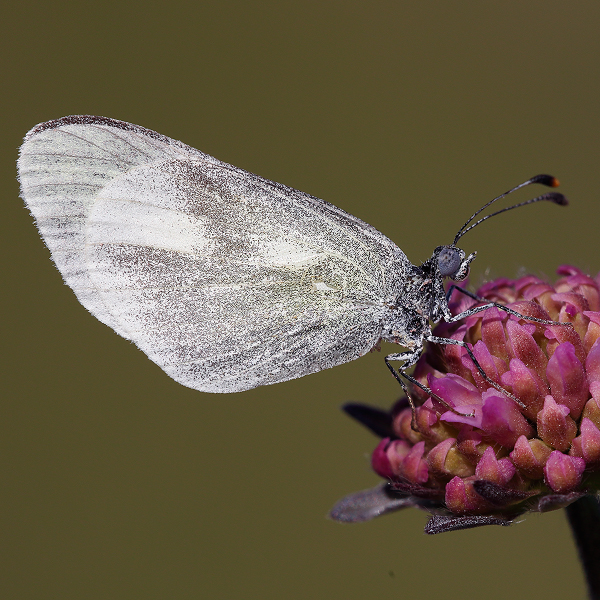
[18,116,566,398]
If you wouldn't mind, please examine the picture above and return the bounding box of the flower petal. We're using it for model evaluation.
[546,342,588,419]
[475,446,516,485]
[544,451,585,493]
[537,395,578,451]
[480,391,534,448]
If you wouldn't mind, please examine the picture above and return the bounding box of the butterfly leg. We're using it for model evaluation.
[426,334,526,409]
[439,284,571,407]
[445,285,569,327]
[384,349,421,406]
[385,349,475,429]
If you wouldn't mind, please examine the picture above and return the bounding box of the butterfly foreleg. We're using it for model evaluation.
[445,285,569,327]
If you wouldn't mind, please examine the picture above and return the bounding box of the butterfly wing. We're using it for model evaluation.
[18,116,410,392]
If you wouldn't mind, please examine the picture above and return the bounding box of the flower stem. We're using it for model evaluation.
[566,495,600,600]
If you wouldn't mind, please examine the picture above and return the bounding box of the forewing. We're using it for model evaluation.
[17,116,208,337]
[18,116,410,392]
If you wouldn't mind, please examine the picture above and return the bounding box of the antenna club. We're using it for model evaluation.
[547,192,568,206]
[531,174,560,188]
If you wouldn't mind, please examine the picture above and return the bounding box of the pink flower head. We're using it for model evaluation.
[332,267,600,533]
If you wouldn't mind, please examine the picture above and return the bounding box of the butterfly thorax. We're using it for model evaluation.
[378,241,474,350]
[379,263,442,350]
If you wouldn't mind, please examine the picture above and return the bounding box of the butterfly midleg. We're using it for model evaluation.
[425,334,527,409]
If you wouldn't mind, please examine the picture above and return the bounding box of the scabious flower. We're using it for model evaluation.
[331,266,600,534]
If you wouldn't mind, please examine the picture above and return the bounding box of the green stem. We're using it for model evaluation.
[566,495,600,600]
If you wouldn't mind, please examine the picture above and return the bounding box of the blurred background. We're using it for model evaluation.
[2,1,598,598]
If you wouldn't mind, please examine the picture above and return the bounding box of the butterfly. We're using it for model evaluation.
[17,116,567,402]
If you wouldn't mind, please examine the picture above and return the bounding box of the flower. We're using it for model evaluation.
[330,266,600,534]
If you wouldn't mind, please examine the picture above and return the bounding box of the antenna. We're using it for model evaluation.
[453,175,568,245]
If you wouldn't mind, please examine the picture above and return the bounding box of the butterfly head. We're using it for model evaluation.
[436,245,477,282]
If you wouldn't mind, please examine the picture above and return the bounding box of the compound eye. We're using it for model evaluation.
[437,247,461,277]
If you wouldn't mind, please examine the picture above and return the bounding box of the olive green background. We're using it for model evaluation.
[2,2,598,599]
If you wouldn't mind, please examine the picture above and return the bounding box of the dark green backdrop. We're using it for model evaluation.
[2,2,598,599]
